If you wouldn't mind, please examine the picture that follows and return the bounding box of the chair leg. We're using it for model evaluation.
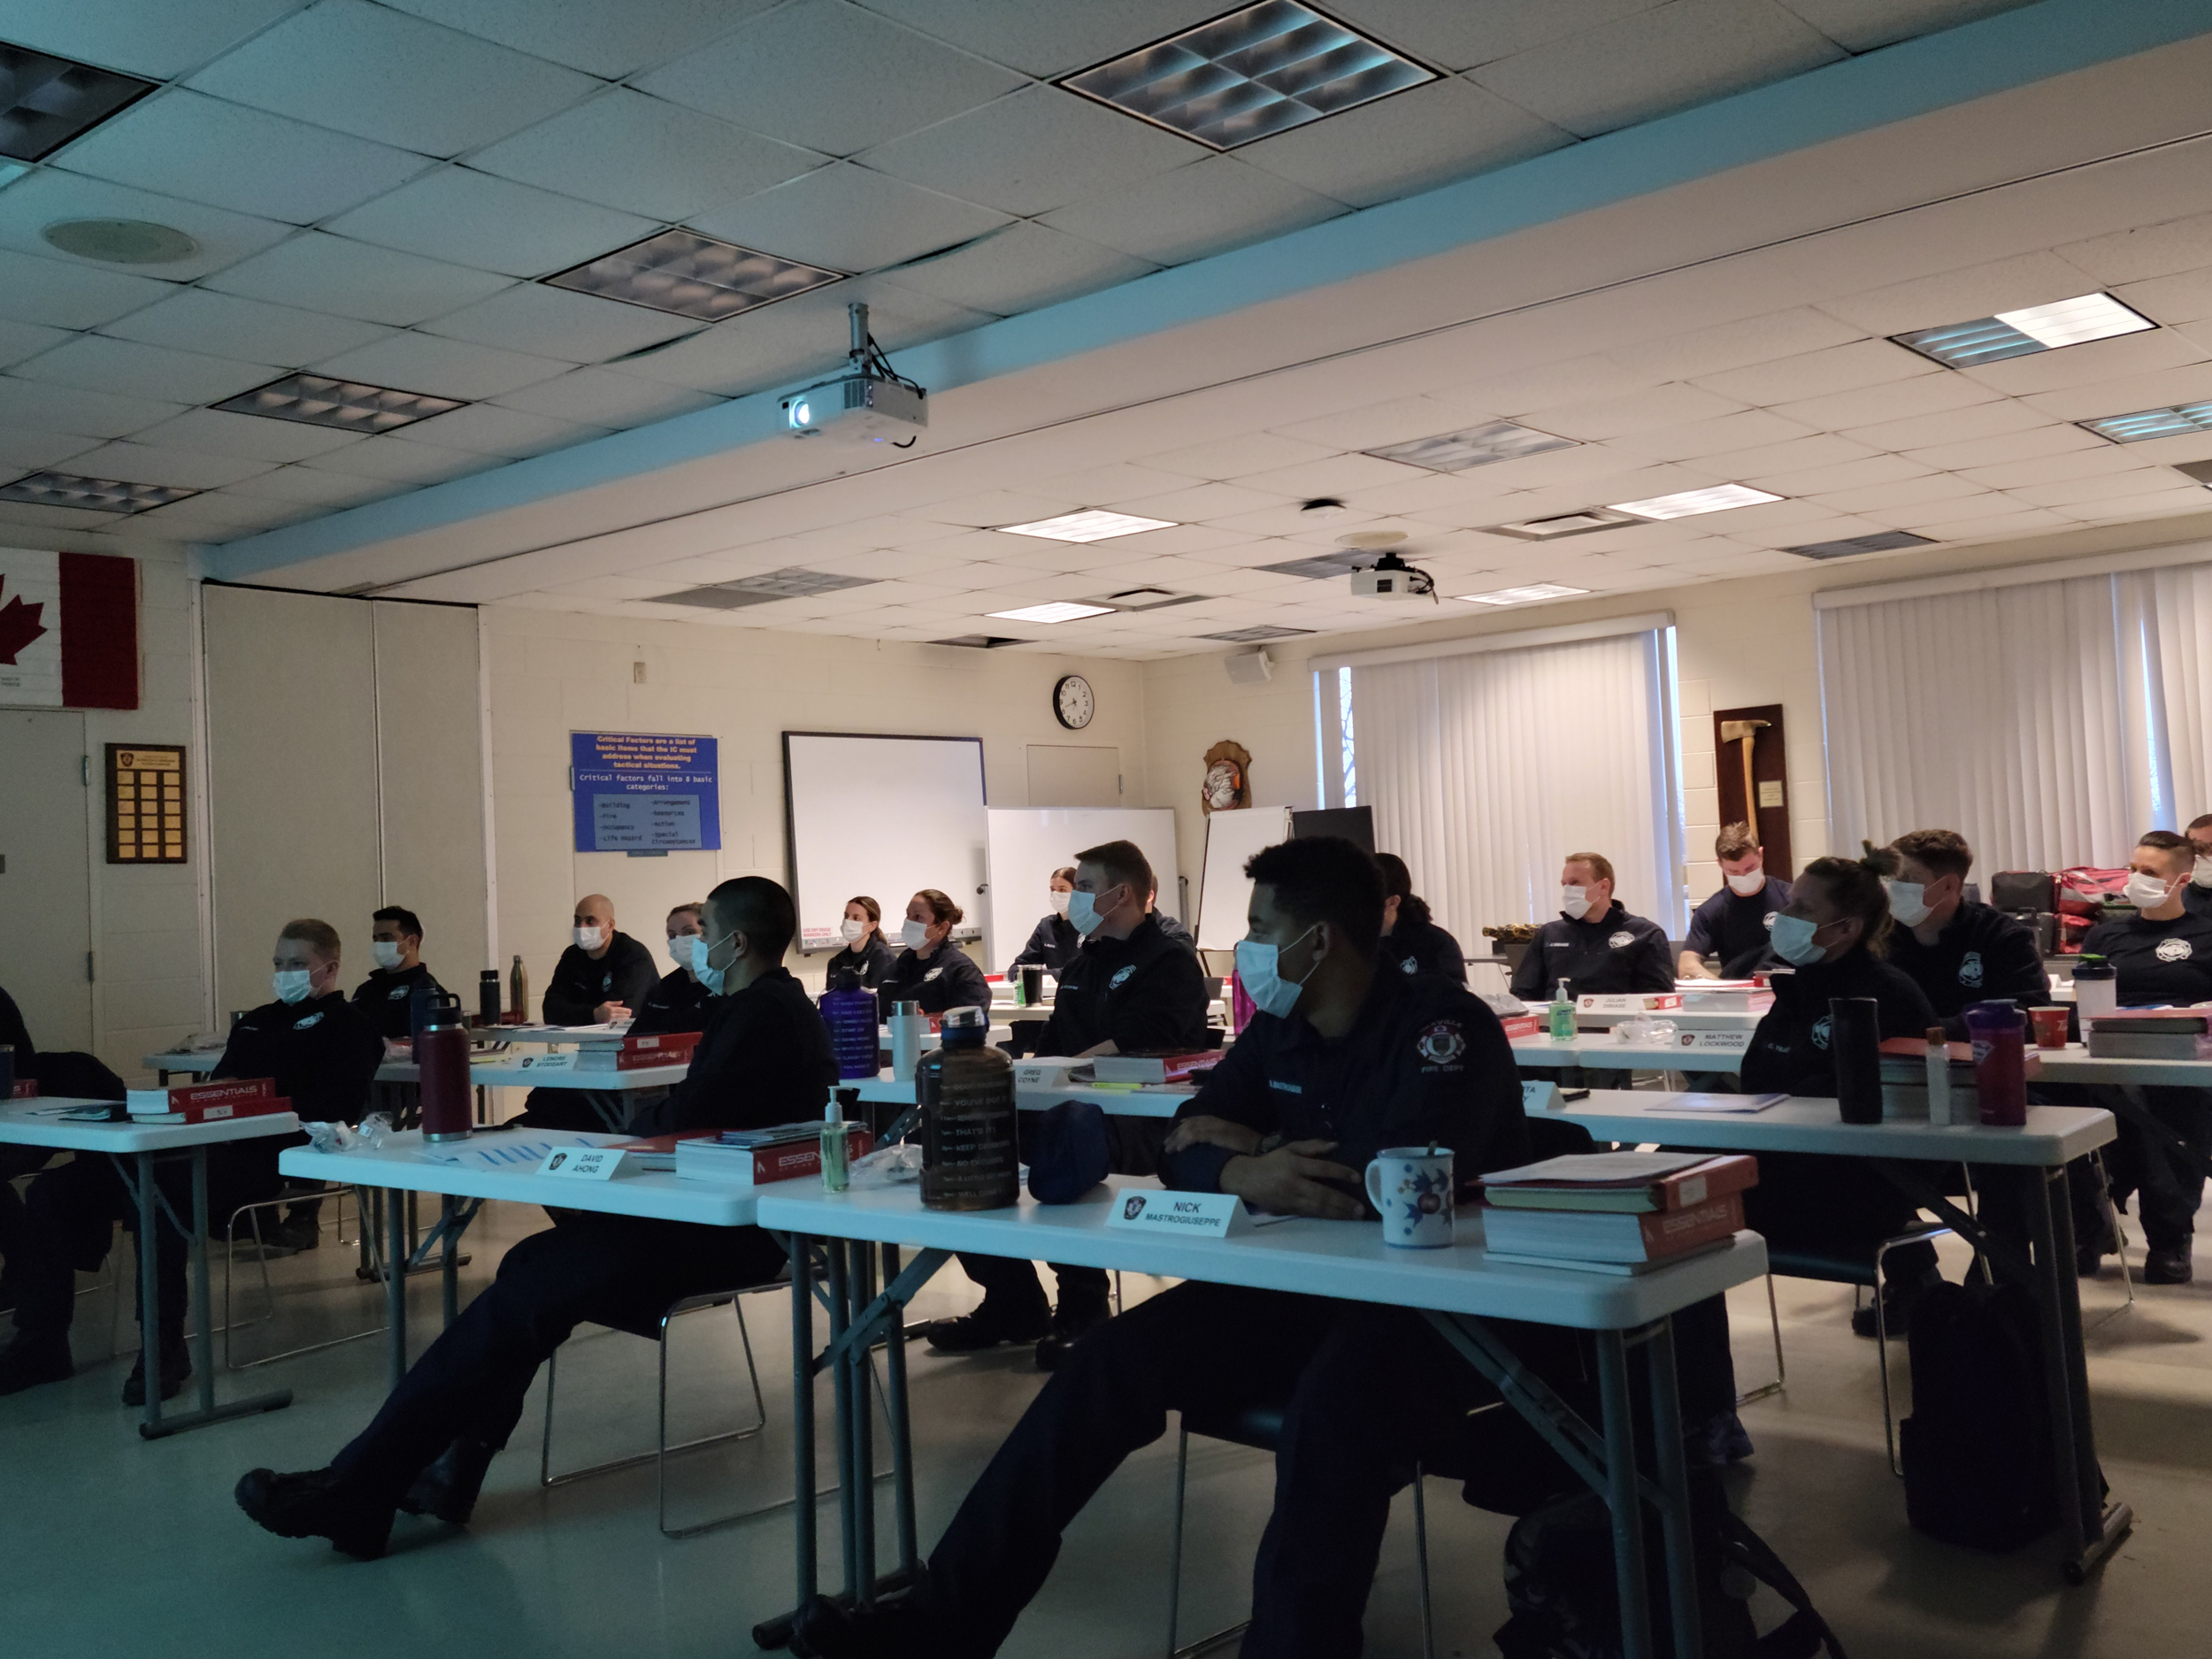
[1166,1425,1188,1659]
[539,1343,561,1488]
[1736,1272,1786,1406]
[1411,1463,1433,1659]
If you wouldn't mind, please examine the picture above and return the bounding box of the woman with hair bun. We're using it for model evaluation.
[878,887,993,1019]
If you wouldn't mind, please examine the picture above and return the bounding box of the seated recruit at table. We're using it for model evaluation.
[542,894,658,1025]
[626,901,713,1038]
[233,877,835,1559]
[1678,823,1790,980]
[1006,867,1079,978]
[0,920,380,1405]
[877,888,992,1018]
[350,904,444,1043]
[822,894,898,990]
[1879,828,2049,1041]
[798,835,1584,1659]
[1509,851,1674,1003]
[1374,851,1467,984]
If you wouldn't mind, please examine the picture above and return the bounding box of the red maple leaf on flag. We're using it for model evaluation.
[0,575,49,664]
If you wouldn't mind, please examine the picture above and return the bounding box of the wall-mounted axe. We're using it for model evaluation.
[1719,717,1770,829]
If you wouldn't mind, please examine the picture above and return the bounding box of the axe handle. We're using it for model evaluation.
[1740,734,1758,826]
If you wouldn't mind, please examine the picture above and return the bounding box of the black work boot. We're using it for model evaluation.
[234,1468,395,1561]
[925,1296,1050,1354]
[398,1437,498,1525]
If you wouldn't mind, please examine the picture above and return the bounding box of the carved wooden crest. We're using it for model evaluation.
[1201,740,1251,815]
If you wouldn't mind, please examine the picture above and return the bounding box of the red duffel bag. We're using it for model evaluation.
[2055,866,2131,917]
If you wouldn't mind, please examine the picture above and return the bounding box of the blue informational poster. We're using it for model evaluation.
[571,732,720,853]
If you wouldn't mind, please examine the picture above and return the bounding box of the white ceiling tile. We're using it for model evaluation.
[312,331,569,399]
[1836,398,2051,452]
[0,498,138,534]
[418,282,703,363]
[1810,251,2101,338]
[1777,1,2032,52]
[1691,338,1939,404]
[1041,157,1347,266]
[849,0,1202,77]
[0,248,173,330]
[139,493,316,535]
[1955,446,2147,490]
[1231,453,1432,498]
[859,85,1197,218]
[0,0,305,79]
[2019,365,2212,424]
[1736,453,1932,495]
[380,0,775,77]
[638,0,1025,159]
[58,439,276,488]
[0,376,184,438]
[1681,433,1876,478]
[1608,307,1868,380]
[1763,370,1997,430]
[1520,383,1747,440]
[1466,0,1842,138]
[1271,393,1510,450]
[2070,429,2212,472]
[1325,0,1668,69]
[2008,468,2194,510]
[54,88,431,225]
[324,168,660,280]
[1237,74,1571,209]
[227,464,409,505]
[471,89,826,222]
[1957,328,2208,396]
[1032,462,1206,503]
[1136,432,1342,480]
[2069,487,2212,523]
[0,422,101,472]
[1445,356,1660,415]
[12,334,279,403]
[0,170,291,280]
[878,223,1156,316]
[2057,209,2212,286]
[1804,472,1990,513]
[1605,409,1817,461]
[2112,268,2212,327]
[185,0,599,157]
[0,317,70,370]
[303,434,502,482]
[492,366,725,427]
[131,406,368,461]
[904,490,1072,528]
[1119,481,1295,524]
[204,232,515,326]
[102,288,393,365]
[688,164,1010,274]
[1898,425,2107,471]
[389,402,609,457]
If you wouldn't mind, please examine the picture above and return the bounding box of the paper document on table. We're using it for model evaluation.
[1654,1093,1787,1114]
[419,1135,602,1169]
[1482,1150,1713,1186]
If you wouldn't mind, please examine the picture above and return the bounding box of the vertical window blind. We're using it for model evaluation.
[1328,623,1686,946]
[1818,559,2212,873]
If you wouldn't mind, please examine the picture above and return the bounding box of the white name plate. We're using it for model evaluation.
[1107,1189,1248,1239]
[1523,1080,1563,1113]
[537,1147,628,1180]
[507,1052,576,1071]
[1671,1030,1751,1053]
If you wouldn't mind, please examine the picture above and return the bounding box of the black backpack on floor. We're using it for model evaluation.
[1899,1279,2056,1551]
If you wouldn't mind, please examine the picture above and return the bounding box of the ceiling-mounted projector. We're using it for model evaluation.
[781,302,927,445]
[1349,548,1435,600]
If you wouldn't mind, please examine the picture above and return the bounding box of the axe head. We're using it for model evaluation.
[1718,718,1771,742]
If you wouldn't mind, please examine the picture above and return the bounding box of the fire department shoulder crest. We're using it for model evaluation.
[1417,1020,1465,1065]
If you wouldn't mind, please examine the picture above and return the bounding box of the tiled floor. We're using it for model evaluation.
[6,1194,2212,1656]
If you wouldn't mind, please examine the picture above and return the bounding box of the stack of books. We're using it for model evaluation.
[126,1078,291,1124]
[1677,980,1776,1014]
[671,1120,875,1185]
[1478,1150,1756,1275]
[576,1031,702,1071]
[1089,1051,1221,1086]
[2086,1008,2212,1059]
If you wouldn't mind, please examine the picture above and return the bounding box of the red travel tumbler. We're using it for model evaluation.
[416,990,473,1142]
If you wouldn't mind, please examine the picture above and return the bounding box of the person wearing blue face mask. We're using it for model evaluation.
[876,888,992,1019]
[234,879,833,1558]
[1,920,380,1402]
[1006,867,1081,978]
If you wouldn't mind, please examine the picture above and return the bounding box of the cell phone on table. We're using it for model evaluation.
[1560,1087,1591,1102]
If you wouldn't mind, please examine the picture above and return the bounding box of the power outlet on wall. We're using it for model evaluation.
[632,660,648,684]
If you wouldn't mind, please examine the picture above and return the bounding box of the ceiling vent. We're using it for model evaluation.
[1365,421,1577,472]
[930,634,1024,649]
[547,229,841,321]
[1202,625,1314,641]
[1783,531,1935,560]
[1483,509,1639,541]
[650,567,876,608]
[0,470,196,514]
[0,43,155,162]
[218,373,464,432]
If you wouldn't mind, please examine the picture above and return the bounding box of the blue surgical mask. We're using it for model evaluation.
[273,969,314,1004]
[1235,926,1318,1019]
[901,918,931,949]
[1067,890,1103,937]
[1769,913,1825,966]
[690,930,735,995]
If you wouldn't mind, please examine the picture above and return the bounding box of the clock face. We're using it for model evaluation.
[1054,673,1094,730]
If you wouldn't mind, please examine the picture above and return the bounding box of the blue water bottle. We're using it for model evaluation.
[820,971,879,1080]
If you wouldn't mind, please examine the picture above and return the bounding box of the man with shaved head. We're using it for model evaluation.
[542,894,657,1026]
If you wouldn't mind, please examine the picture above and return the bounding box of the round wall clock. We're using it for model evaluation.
[1053,673,1094,730]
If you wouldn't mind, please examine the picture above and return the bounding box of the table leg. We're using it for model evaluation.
[849,1240,879,1607]
[1594,1330,1655,1659]
[825,1240,857,1599]
[188,1148,217,1419]
[1640,1317,1702,1659]
[880,1242,919,1576]
[385,1186,408,1392]
[441,1194,460,1327]
[134,1151,162,1438]
[791,1237,818,1609]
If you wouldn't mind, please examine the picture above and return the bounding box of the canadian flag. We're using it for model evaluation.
[0,548,138,710]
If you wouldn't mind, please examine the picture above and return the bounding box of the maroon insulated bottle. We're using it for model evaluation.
[416,990,474,1141]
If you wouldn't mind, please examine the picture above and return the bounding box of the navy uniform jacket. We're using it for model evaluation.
[1008,912,1080,976]
[1682,879,1791,979]
[821,933,897,991]
[2185,881,2212,921]
[1162,970,1529,1203]
[1740,951,1936,1097]
[215,992,383,1125]
[1152,910,1194,946]
[1509,904,1675,1002]
[1382,908,1468,985]
[543,932,660,1025]
[349,962,444,1041]
[625,967,836,1138]
[0,982,33,1072]
[629,966,713,1038]
[1042,916,1210,1056]
[2080,910,2212,1006]
[878,941,994,1018]
[1886,902,2050,1038]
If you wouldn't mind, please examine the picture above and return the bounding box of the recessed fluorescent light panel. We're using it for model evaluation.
[995,510,1176,543]
[1784,531,1934,560]
[987,602,1117,624]
[1608,484,1780,519]
[1202,625,1314,641]
[546,229,841,321]
[1484,509,1639,541]
[1259,548,1368,577]
[653,567,877,608]
[1893,292,2154,368]
[2080,401,2212,442]
[0,43,157,162]
[0,469,196,514]
[1364,421,1577,472]
[217,373,465,432]
[1456,583,1588,606]
[1060,1,1435,150]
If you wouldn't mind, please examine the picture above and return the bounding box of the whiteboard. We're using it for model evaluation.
[784,733,987,954]
[984,808,1180,972]
[1195,805,1293,949]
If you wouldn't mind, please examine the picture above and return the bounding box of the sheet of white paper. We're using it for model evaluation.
[1480,1150,1712,1186]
